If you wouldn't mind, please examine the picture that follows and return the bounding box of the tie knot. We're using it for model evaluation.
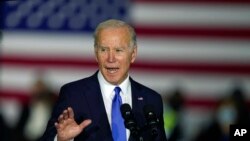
[114,86,121,96]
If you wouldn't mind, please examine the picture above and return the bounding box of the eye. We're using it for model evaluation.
[99,47,108,52]
[116,48,124,52]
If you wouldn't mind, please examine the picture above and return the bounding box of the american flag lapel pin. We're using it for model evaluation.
[138,97,143,100]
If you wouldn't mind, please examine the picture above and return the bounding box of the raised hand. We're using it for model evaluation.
[55,107,92,141]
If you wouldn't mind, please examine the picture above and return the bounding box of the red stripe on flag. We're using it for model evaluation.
[135,26,250,39]
[0,90,31,105]
[2,55,250,75]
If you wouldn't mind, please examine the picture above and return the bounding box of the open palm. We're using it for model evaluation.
[55,107,92,141]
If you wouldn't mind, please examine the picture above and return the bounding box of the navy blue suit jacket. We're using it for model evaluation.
[41,71,167,141]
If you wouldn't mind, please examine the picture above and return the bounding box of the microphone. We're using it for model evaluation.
[143,104,159,138]
[120,104,140,138]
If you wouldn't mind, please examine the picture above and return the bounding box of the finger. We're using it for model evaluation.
[55,122,61,130]
[55,122,59,129]
[79,119,92,130]
[68,107,74,119]
[55,122,64,133]
[63,110,69,120]
[58,114,64,123]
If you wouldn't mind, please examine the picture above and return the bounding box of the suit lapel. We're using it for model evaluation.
[130,77,146,119]
[129,78,147,141]
[84,72,113,141]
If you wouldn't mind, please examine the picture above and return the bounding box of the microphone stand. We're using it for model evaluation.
[139,136,144,141]
[131,133,144,141]
[129,126,144,141]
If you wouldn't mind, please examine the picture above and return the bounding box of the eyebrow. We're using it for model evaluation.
[98,46,127,49]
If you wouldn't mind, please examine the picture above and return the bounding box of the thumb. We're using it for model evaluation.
[79,119,92,130]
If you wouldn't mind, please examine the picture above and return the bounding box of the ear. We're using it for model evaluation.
[131,46,137,63]
[94,47,98,62]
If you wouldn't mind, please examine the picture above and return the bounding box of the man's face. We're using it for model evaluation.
[95,27,137,85]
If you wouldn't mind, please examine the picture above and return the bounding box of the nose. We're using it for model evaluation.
[107,50,115,63]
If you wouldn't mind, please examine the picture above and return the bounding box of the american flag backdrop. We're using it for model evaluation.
[1,0,250,140]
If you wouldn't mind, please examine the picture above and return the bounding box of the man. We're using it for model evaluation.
[41,19,167,141]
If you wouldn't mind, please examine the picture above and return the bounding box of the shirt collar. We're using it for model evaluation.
[97,71,130,99]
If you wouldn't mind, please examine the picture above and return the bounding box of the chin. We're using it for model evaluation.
[107,79,119,85]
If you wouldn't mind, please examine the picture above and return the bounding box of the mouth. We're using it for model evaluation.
[106,67,119,74]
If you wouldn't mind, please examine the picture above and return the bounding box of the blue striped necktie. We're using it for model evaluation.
[111,86,126,141]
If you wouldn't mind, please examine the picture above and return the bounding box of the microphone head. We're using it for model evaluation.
[120,103,132,120]
[120,104,140,137]
[143,104,159,137]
